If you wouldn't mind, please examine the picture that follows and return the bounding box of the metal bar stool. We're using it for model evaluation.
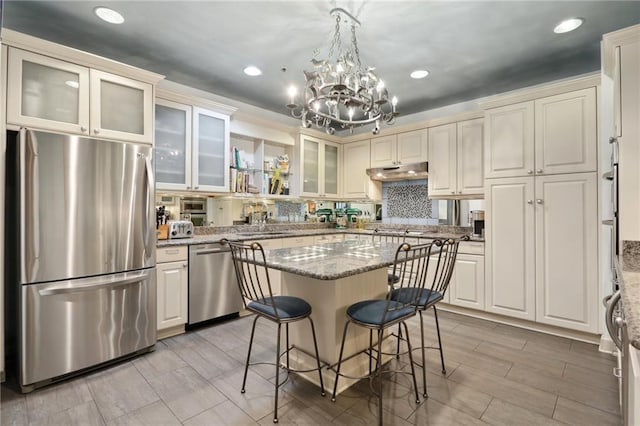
[225,240,325,424]
[331,241,435,426]
[392,235,468,398]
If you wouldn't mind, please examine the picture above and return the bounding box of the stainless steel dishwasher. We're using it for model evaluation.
[188,242,242,324]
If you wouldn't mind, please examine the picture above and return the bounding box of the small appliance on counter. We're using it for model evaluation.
[470,210,485,237]
[168,220,194,239]
[346,208,362,223]
[316,208,334,223]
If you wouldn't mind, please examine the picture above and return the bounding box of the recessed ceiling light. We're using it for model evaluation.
[94,7,124,24]
[65,80,79,89]
[410,70,429,79]
[554,18,584,34]
[243,66,262,76]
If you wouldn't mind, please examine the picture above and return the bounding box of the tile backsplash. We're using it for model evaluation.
[382,179,438,225]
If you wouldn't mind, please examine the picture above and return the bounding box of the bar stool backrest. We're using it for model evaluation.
[225,240,280,319]
[384,241,435,323]
[424,236,468,305]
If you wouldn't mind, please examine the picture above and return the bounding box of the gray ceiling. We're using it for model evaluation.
[3,1,640,120]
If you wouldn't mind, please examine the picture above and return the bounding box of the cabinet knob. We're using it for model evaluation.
[536,199,543,204]
[536,169,543,174]
[80,126,87,132]
[451,191,455,194]
[186,186,191,190]
[194,186,199,190]
[94,128,100,134]
[609,137,618,144]
[458,191,462,194]
[182,263,188,268]
[527,170,533,175]
[527,200,533,204]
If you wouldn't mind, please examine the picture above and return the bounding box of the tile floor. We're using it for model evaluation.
[1,310,621,425]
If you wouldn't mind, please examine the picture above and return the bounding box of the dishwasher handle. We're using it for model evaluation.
[193,247,230,255]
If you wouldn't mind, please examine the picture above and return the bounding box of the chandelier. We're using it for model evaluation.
[286,7,398,135]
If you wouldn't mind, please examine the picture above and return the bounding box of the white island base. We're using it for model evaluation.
[280,268,397,395]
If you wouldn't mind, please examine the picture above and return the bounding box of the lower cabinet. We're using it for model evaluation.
[156,246,189,335]
[448,253,485,310]
[485,173,598,332]
[284,235,315,247]
[314,234,344,244]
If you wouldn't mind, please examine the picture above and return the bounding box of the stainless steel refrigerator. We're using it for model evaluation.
[4,128,157,392]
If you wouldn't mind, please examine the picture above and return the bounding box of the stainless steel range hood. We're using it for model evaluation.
[366,162,428,181]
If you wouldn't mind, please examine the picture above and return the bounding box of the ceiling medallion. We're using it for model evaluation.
[286,7,398,135]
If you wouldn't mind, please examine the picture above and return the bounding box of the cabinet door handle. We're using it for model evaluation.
[609,137,618,144]
[527,200,533,204]
[536,169,543,174]
[527,170,533,175]
[182,263,188,268]
[536,199,543,204]
[80,126,87,132]
[94,128,100,134]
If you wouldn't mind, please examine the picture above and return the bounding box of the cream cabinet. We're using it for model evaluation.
[7,48,153,144]
[155,98,230,192]
[370,129,428,168]
[156,246,188,336]
[299,134,341,198]
[256,238,283,295]
[342,139,380,199]
[484,88,597,179]
[448,253,485,310]
[428,119,484,198]
[485,173,598,332]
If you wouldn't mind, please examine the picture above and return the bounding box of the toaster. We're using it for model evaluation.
[167,220,194,239]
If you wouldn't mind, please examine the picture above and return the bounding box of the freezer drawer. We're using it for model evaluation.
[20,269,156,388]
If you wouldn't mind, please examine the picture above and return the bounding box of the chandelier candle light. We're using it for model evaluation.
[286,7,398,135]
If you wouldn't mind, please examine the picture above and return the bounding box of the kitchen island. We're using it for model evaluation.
[258,239,408,394]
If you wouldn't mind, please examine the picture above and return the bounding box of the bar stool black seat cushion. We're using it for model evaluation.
[347,300,415,326]
[249,296,311,319]
[390,288,443,308]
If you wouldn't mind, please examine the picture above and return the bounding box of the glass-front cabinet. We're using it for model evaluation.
[154,99,230,193]
[193,107,229,192]
[155,99,192,190]
[299,134,341,198]
[7,47,153,144]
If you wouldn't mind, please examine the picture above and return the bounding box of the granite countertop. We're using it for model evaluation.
[617,241,640,350]
[156,226,482,248]
[263,240,402,280]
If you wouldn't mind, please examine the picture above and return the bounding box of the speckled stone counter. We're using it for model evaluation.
[264,240,400,280]
[618,241,640,350]
[156,226,481,248]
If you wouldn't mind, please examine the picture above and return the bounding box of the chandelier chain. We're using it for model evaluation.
[351,23,362,71]
[328,13,341,60]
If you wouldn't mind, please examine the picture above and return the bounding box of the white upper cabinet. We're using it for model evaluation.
[534,88,597,175]
[342,139,379,199]
[299,134,341,198]
[485,87,596,179]
[370,129,428,168]
[7,48,153,144]
[397,129,429,164]
[89,69,153,144]
[192,107,230,192]
[155,98,192,190]
[428,119,484,198]
[428,123,457,196]
[484,101,535,179]
[8,49,90,135]
[154,99,230,192]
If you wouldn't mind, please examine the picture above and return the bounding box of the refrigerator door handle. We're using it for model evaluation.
[143,152,155,254]
[38,270,150,295]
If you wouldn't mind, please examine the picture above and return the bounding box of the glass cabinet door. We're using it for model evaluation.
[323,143,339,196]
[302,137,320,195]
[193,107,229,192]
[7,48,90,134]
[154,99,192,190]
[90,69,153,144]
